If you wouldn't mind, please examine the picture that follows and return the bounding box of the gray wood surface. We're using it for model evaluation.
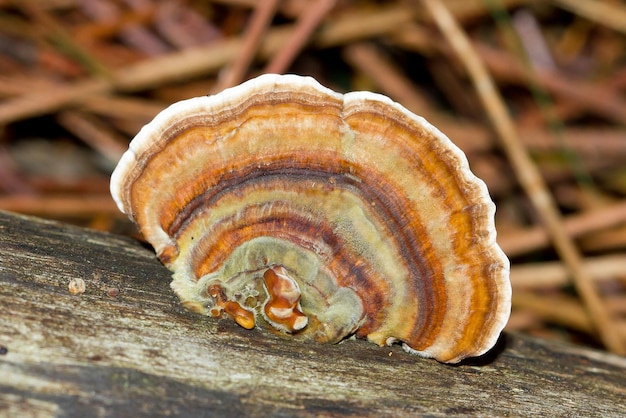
[1,210,625,417]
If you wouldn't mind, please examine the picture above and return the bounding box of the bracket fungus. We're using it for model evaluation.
[110,74,511,363]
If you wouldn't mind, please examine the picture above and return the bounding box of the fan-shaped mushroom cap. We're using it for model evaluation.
[110,74,510,363]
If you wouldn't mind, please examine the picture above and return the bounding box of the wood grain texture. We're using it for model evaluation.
[0,210,624,417]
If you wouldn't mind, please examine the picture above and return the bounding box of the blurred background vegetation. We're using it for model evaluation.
[0,0,625,355]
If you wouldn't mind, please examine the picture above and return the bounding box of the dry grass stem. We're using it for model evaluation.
[512,291,626,341]
[56,111,126,164]
[212,0,281,92]
[342,42,432,116]
[264,0,336,74]
[499,200,626,257]
[0,5,413,126]
[550,0,626,35]
[510,255,626,288]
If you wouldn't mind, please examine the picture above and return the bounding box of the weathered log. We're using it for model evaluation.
[0,210,624,417]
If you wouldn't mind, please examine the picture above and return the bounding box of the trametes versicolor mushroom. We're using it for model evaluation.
[110,74,511,363]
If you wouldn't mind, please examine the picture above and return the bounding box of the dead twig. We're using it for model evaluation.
[499,200,626,257]
[550,0,626,36]
[0,5,414,126]
[264,0,336,74]
[511,255,626,288]
[342,42,432,116]
[56,111,127,164]
[212,0,281,92]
